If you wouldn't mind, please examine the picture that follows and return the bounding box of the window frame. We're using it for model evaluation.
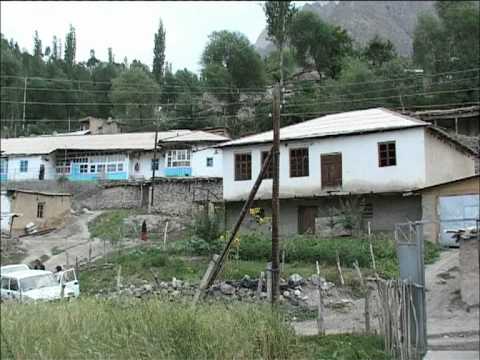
[206,157,214,167]
[378,141,397,167]
[107,164,117,173]
[117,163,124,172]
[19,160,28,173]
[234,152,252,181]
[79,164,89,173]
[151,159,159,171]
[37,202,45,218]
[289,147,309,178]
[166,149,191,168]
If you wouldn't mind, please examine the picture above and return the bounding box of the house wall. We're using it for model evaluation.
[420,177,480,243]
[10,192,72,230]
[223,127,427,201]
[424,131,476,186]
[191,148,223,177]
[225,194,422,236]
[129,151,165,180]
[5,155,56,181]
[459,238,479,306]
[0,191,11,232]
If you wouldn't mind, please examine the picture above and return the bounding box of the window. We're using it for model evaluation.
[1,278,9,289]
[234,153,252,181]
[378,141,396,167]
[0,158,7,174]
[166,149,191,168]
[20,160,28,173]
[79,164,88,173]
[37,202,45,218]
[206,157,214,167]
[261,151,273,179]
[151,159,159,171]
[321,153,342,188]
[97,164,106,173]
[9,279,18,291]
[90,165,96,173]
[117,163,124,172]
[107,164,116,172]
[290,148,309,177]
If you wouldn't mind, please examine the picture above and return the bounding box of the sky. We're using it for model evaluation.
[1,1,311,74]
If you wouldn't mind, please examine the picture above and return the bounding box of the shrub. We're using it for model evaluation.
[188,210,224,244]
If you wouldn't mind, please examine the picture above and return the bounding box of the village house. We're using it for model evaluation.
[0,130,229,182]
[219,108,477,235]
[0,189,72,233]
[79,116,124,135]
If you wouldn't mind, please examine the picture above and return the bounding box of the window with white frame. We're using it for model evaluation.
[206,157,213,167]
[166,149,191,168]
[0,159,7,174]
[97,164,106,173]
[107,164,116,172]
[79,164,89,173]
[117,163,124,172]
[151,159,159,171]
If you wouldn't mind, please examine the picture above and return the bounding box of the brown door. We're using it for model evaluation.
[321,153,342,188]
[298,206,317,234]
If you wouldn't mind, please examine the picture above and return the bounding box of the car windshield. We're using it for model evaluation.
[20,274,58,291]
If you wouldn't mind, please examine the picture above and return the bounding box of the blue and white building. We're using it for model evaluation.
[0,130,228,182]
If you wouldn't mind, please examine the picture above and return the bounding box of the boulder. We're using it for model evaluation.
[288,274,305,287]
[220,282,236,295]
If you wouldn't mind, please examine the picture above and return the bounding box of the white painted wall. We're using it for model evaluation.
[6,155,55,181]
[192,148,223,177]
[223,127,428,201]
[0,191,11,231]
[424,131,476,186]
[128,151,165,180]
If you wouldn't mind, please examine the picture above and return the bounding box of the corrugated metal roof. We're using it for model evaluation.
[0,130,229,156]
[219,108,428,147]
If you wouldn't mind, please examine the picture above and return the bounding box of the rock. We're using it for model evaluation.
[321,282,335,291]
[143,284,153,292]
[220,282,236,295]
[240,275,257,289]
[288,274,305,287]
[283,291,290,298]
[171,290,180,297]
[294,289,302,297]
[82,208,93,214]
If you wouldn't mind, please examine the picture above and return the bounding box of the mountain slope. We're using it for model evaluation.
[255,1,436,57]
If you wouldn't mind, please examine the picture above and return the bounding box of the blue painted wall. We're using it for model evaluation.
[68,164,128,181]
[164,167,192,177]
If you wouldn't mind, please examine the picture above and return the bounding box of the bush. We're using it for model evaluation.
[188,210,224,244]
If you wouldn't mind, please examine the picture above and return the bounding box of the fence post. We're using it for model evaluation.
[266,262,272,303]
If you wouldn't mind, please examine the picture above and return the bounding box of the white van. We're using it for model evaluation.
[0,264,30,275]
[0,268,79,302]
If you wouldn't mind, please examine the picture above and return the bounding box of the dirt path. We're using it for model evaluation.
[293,248,479,351]
[19,211,137,271]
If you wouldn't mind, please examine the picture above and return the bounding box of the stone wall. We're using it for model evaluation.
[460,238,479,306]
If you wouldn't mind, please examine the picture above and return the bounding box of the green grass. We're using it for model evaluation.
[88,209,141,243]
[0,298,389,360]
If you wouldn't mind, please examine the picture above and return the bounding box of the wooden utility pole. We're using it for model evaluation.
[271,84,281,304]
[150,107,160,209]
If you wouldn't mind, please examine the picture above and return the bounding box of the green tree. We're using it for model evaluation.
[33,30,43,57]
[86,49,100,69]
[64,24,76,68]
[110,67,160,127]
[363,35,397,68]
[152,19,166,84]
[289,11,352,79]
[264,48,297,83]
[263,1,297,87]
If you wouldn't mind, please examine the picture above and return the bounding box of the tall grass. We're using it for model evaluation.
[1,298,296,360]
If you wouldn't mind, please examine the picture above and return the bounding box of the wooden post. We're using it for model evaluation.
[256,271,264,299]
[353,260,370,333]
[193,254,220,305]
[88,241,92,263]
[116,265,122,292]
[281,250,285,273]
[266,262,273,303]
[336,250,345,286]
[271,83,281,305]
[150,126,159,211]
[163,221,169,250]
[316,261,325,335]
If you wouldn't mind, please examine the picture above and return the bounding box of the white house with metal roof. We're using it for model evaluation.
[219,108,476,234]
[0,130,228,182]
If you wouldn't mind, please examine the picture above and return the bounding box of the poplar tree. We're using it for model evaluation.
[33,30,43,57]
[64,24,76,67]
[152,19,166,84]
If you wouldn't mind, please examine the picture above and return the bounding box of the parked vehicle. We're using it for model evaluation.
[0,264,30,275]
[0,268,79,302]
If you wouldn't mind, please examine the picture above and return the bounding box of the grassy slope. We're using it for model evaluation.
[1,298,390,360]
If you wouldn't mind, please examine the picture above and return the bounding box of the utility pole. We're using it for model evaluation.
[150,106,161,210]
[271,84,281,305]
[22,77,27,131]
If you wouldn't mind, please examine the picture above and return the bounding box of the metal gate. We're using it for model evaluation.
[438,195,479,246]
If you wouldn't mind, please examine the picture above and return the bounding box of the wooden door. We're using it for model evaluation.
[298,206,317,234]
[321,153,342,188]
